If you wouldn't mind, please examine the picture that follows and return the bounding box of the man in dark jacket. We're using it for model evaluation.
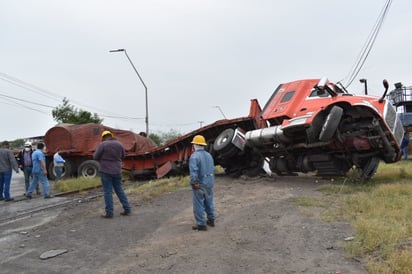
[0,141,19,201]
[93,130,131,218]
[16,141,40,195]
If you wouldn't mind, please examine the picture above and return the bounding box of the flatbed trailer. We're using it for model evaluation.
[44,99,265,180]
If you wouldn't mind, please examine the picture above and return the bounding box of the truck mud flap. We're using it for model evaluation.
[156,161,183,179]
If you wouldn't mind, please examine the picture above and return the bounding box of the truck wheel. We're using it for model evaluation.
[319,106,343,142]
[213,128,236,154]
[357,157,380,181]
[206,141,216,158]
[48,159,74,180]
[77,160,100,178]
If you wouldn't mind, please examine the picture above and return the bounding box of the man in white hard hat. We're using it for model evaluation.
[189,135,216,231]
[16,141,40,195]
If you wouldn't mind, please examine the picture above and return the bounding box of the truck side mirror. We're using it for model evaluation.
[379,79,389,103]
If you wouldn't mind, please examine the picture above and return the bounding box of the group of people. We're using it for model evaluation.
[94,130,216,231]
[2,131,216,231]
[0,141,63,201]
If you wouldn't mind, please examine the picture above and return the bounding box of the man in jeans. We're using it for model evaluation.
[16,141,40,195]
[189,135,216,231]
[26,143,53,199]
[94,130,131,218]
[0,141,19,201]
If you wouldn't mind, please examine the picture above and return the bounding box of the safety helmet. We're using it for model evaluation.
[191,135,207,146]
[101,130,114,140]
[24,141,32,147]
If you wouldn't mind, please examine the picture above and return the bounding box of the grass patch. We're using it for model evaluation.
[53,174,190,199]
[125,176,190,200]
[373,160,410,182]
[322,161,412,273]
[290,196,330,208]
[341,182,412,272]
[53,177,101,193]
[291,160,412,273]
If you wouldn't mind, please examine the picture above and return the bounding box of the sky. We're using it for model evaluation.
[1,0,411,141]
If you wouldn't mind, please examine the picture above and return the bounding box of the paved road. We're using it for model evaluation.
[1,172,68,218]
[0,172,69,243]
[9,172,26,198]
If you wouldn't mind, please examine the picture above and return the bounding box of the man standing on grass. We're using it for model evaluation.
[189,135,216,231]
[94,130,131,219]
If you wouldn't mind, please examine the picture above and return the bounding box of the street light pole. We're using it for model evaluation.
[110,49,149,135]
[213,106,227,119]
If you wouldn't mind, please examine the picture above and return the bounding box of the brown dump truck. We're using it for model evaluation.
[44,123,155,179]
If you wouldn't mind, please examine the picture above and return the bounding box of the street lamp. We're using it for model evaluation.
[359,78,368,95]
[213,106,227,119]
[110,49,149,135]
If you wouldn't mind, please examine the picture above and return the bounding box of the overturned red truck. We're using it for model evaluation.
[44,78,404,181]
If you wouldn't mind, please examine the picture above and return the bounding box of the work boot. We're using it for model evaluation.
[207,219,215,227]
[101,214,113,219]
[192,225,207,231]
[120,210,131,216]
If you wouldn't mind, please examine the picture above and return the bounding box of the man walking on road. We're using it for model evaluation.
[26,143,53,199]
[189,135,216,231]
[0,141,19,201]
[94,130,131,218]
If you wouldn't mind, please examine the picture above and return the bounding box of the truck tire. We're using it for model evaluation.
[357,157,380,181]
[48,159,74,180]
[213,128,238,158]
[77,160,100,178]
[319,106,343,142]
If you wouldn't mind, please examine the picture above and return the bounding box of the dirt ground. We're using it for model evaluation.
[0,175,366,274]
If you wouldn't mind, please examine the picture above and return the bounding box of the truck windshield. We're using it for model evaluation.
[281,91,295,102]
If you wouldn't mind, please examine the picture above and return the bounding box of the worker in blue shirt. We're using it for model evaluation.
[189,135,216,231]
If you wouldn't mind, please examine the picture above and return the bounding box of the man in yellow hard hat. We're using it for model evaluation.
[94,130,131,218]
[189,135,216,231]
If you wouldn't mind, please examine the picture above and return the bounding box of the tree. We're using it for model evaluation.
[52,98,103,124]
[148,133,162,146]
[149,129,182,146]
[161,129,182,144]
[10,139,24,149]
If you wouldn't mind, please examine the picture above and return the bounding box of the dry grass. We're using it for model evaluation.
[300,161,412,274]
[125,176,190,200]
[53,177,101,193]
[340,181,412,274]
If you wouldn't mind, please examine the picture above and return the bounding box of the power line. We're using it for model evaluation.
[0,72,143,121]
[0,97,50,115]
[344,0,393,88]
[0,92,55,108]
[0,72,62,101]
